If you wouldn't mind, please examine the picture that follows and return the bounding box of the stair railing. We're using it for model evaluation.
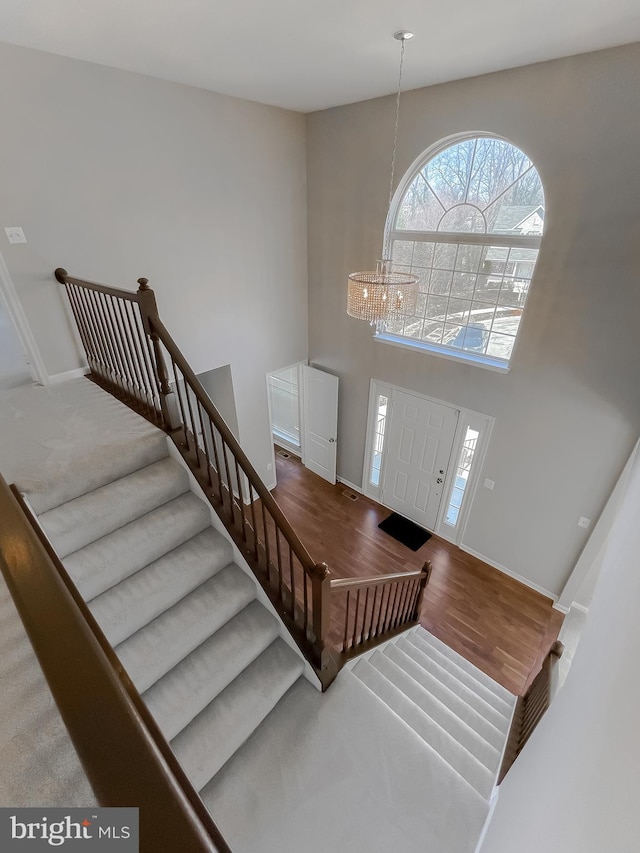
[331,564,431,663]
[497,639,565,783]
[55,269,431,688]
[0,474,230,853]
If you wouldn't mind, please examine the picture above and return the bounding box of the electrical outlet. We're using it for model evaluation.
[484,478,495,490]
[4,226,27,244]
[578,516,591,529]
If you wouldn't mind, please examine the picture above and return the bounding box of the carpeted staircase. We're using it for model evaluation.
[352,627,516,803]
[6,378,519,850]
[36,441,305,796]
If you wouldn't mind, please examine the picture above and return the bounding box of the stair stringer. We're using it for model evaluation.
[166,439,323,692]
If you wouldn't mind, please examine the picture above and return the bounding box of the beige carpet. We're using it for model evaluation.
[0,377,163,807]
[0,378,166,513]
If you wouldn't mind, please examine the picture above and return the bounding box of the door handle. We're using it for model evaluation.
[329,438,336,443]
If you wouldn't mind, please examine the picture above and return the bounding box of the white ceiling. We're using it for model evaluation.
[2,0,639,112]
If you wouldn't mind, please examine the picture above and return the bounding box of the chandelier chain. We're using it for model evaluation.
[387,36,406,214]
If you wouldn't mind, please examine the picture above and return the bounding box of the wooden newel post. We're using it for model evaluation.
[136,278,178,431]
[310,562,337,688]
[413,560,432,619]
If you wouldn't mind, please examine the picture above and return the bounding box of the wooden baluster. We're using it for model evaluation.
[361,587,370,644]
[170,360,190,449]
[102,293,127,386]
[351,589,361,650]
[389,582,401,630]
[109,294,137,395]
[207,420,224,502]
[235,461,247,540]
[274,526,282,592]
[73,285,104,374]
[396,579,411,627]
[132,304,162,416]
[221,442,234,521]
[197,401,213,488]
[116,298,145,405]
[302,556,309,636]
[368,587,379,641]
[343,591,351,653]
[382,579,395,632]
[249,485,258,559]
[288,534,296,618]
[183,382,200,465]
[261,502,270,575]
[63,284,90,362]
[127,302,157,414]
[87,289,115,380]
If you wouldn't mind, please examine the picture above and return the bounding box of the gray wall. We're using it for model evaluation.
[481,443,640,853]
[0,42,308,485]
[197,365,240,438]
[306,44,640,597]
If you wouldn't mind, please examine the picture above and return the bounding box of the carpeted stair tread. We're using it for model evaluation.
[5,378,171,515]
[63,493,212,600]
[144,601,280,741]
[171,639,304,791]
[352,659,495,800]
[372,650,501,772]
[414,627,514,703]
[390,640,506,750]
[407,633,513,717]
[116,565,256,694]
[394,638,511,734]
[89,528,233,646]
[38,457,190,558]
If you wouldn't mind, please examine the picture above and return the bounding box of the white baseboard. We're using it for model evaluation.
[568,601,590,615]
[337,476,363,494]
[460,543,558,602]
[48,366,90,384]
[552,602,570,614]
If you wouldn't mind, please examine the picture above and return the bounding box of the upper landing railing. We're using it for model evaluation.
[55,268,431,688]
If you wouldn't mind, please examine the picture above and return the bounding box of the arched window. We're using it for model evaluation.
[382,134,544,369]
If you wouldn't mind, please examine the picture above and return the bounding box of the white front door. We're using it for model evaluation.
[302,365,338,484]
[382,390,458,530]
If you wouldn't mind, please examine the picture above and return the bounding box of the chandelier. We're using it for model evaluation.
[347,32,419,327]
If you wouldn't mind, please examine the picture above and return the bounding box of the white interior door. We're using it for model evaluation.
[302,365,338,484]
[382,390,458,530]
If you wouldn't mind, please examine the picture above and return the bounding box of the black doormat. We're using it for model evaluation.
[378,512,432,551]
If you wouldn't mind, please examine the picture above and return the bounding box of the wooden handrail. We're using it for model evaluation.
[55,268,432,686]
[330,567,427,590]
[56,268,141,302]
[149,316,317,576]
[0,475,230,852]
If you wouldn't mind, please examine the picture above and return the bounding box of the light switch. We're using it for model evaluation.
[578,516,591,529]
[4,226,27,244]
[484,478,495,490]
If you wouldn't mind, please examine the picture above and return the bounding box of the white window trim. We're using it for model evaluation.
[362,379,494,543]
[374,332,510,373]
[436,411,495,546]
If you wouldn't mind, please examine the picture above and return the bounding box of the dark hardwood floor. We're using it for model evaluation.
[271,447,563,696]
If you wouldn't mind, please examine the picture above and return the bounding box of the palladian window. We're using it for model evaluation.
[382,135,545,369]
